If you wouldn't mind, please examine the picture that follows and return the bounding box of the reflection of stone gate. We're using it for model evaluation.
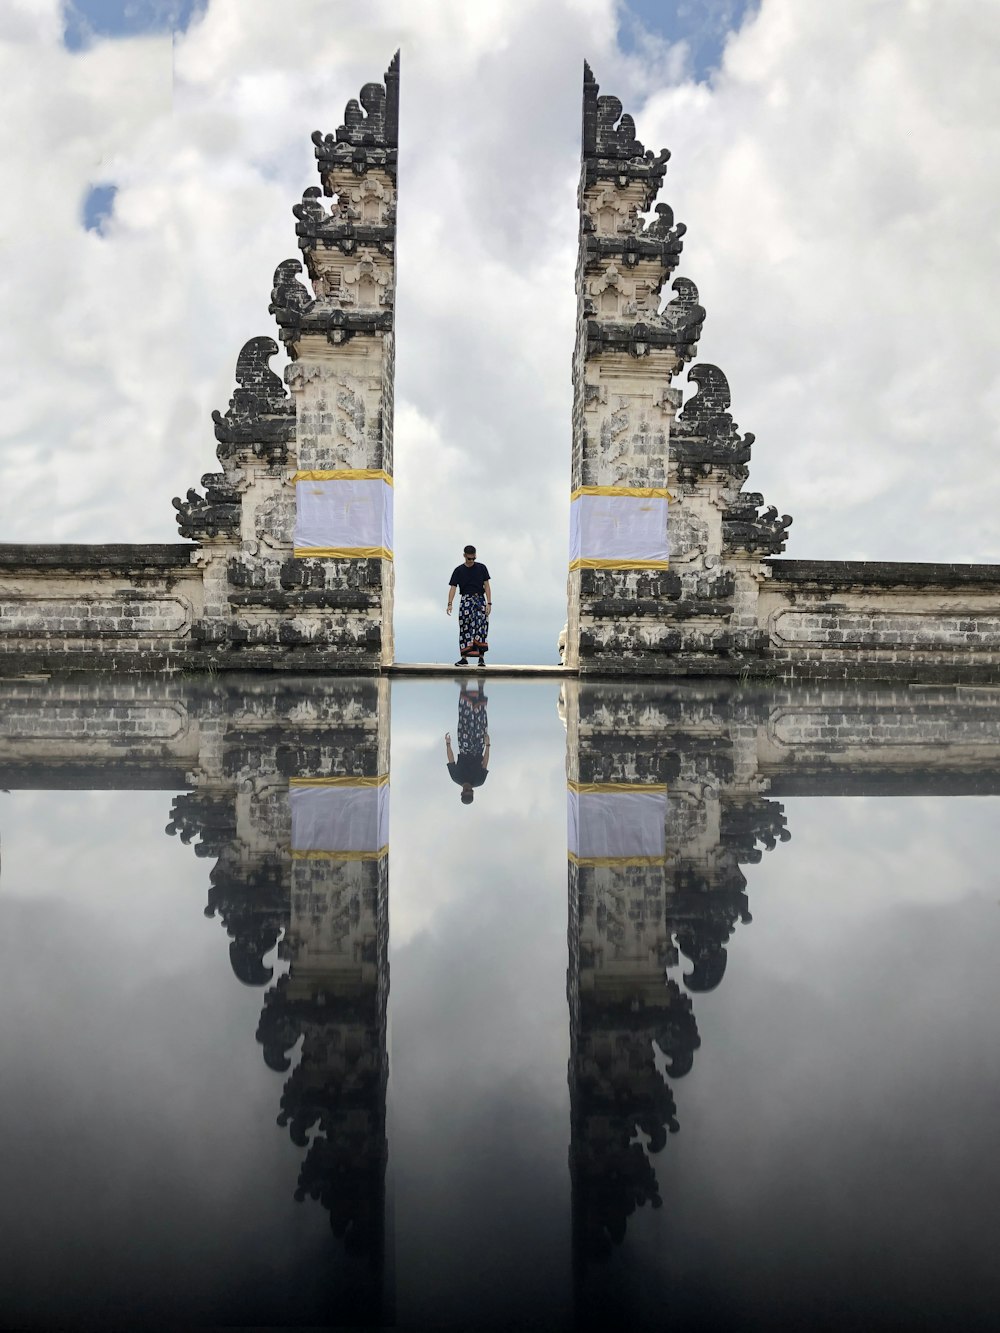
[561,677,1000,1266]
[169,678,393,1260]
[5,672,1000,1276]
[0,675,391,1268]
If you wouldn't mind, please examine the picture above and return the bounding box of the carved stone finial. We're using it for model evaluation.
[292,185,326,229]
[661,276,705,348]
[312,52,400,184]
[582,61,670,197]
[723,493,794,555]
[672,363,752,478]
[269,259,312,316]
[211,336,294,458]
[171,473,241,541]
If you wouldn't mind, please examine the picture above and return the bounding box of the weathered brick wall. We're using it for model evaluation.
[0,544,203,675]
[759,561,1000,682]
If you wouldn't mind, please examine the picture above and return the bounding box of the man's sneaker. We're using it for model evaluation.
[477,657,486,668]
[455,657,469,666]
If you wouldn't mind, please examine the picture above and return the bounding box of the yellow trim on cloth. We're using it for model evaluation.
[568,851,668,868]
[294,546,393,560]
[571,485,674,501]
[567,780,669,794]
[290,775,389,789]
[569,557,669,571]
[292,846,389,862]
[294,469,394,485]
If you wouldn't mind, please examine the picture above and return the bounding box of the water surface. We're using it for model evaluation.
[1,676,998,1329]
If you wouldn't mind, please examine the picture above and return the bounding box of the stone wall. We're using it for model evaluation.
[0,543,203,676]
[758,560,1000,682]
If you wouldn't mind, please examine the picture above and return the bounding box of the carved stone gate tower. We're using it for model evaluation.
[565,64,791,675]
[172,54,401,670]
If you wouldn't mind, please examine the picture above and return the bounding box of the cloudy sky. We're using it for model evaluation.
[1,0,997,663]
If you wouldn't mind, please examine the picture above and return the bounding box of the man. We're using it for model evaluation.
[446,544,492,668]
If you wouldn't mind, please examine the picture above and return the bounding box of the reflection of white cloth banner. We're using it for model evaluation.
[290,777,389,860]
[569,487,670,570]
[293,470,393,559]
[567,781,667,865]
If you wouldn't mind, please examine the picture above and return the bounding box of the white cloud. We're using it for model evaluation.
[1,0,997,660]
[638,0,1000,562]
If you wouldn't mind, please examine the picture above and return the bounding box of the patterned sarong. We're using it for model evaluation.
[458,594,489,659]
[458,686,488,755]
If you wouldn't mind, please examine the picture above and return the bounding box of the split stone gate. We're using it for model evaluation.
[1,55,999,681]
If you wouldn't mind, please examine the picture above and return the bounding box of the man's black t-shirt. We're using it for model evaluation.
[449,562,490,595]
[448,755,488,788]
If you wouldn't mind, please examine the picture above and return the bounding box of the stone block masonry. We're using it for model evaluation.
[0,56,400,676]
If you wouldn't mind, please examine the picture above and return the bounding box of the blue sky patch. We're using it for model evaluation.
[62,0,206,51]
[82,183,118,234]
[619,0,759,81]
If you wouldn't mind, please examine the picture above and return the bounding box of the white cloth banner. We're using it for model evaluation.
[290,783,389,855]
[567,786,667,861]
[294,476,393,556]
[569,492,668,566]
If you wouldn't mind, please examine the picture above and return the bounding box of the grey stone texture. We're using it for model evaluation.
[567,63,791,677]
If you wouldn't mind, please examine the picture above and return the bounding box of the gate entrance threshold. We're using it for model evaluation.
[386,662,575,678]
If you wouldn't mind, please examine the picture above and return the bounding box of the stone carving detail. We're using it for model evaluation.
[582,61,669,195]
[570,62,792,672]
[269,258,313,319]
[311,52,400,182]
[211,336,295,459]
[270,255,391,351]
[165,790,237,858]
[171,473,241,541]
[661,276,705,341]
[672,363,753,470]
[294,184,395,258]
[174,335,294,539]
[644,202,684,241]
[723,493,794,555]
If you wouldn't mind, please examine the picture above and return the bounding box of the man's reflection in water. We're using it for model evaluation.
[445,681,490,803]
